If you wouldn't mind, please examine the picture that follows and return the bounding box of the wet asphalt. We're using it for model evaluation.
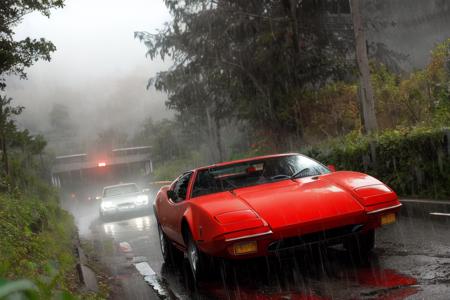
[63,196,450,300]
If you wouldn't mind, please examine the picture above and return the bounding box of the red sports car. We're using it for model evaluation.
[153,153,401,281]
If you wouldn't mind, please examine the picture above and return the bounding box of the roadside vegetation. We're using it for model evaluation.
[133,0,449,199]
[2,0,446,298]
[0,1,108,299]
[0,187,77,298]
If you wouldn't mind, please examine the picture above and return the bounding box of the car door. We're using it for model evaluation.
[162,172,193,245]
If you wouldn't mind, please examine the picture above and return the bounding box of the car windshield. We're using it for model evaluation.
[103,184,139,197]
[192,155,330,197]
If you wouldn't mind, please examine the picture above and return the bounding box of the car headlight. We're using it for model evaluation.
[135,195,149,205]
[101,201,115,210]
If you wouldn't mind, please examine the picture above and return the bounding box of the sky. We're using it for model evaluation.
[6,0,173,144]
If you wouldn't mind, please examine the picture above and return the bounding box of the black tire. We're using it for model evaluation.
[344,229,375,258]
[186,231,209,283]
[157,223,182,265]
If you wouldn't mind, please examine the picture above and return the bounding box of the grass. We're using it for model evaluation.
[0,189,109,299]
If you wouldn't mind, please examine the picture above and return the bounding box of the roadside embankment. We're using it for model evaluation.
[0,187,110,299]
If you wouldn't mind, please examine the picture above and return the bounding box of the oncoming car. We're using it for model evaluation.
[153,153,402,281]
[99,183,150,219]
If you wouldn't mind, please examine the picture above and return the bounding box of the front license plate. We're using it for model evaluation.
[381,213,396,225]
[119,205,134,210]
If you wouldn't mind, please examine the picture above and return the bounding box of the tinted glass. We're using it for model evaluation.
[192,155,330,197]
[103,184,139,197]
[173,172,192,201]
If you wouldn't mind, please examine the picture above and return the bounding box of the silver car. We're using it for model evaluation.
[99,183,150,218]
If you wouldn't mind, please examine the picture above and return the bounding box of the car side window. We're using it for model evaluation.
[192,171,220,198]
[172,172,192,202]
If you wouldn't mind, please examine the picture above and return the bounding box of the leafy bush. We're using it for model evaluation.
[152,150,205,181]
[306,126,450,199]
[0,185,79,298]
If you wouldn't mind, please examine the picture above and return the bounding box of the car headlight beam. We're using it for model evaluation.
[101,201,115,210]
[135,195,149,205]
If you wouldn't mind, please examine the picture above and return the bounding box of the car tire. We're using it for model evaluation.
[186,231,209,283]
[344,229,375,258]
[157,223,182,265]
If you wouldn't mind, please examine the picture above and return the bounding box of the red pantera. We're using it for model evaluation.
[153,153,401,281]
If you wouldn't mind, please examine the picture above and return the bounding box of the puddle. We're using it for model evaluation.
[355,268,417,288]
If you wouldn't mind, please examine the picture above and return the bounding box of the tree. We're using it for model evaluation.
[0,0,65,89]
[96,128,128,152]
[0,0,64,180]
[0,96,23,175]
[137,0,349,151]
[351,0,378,134]
[133,118,182,162]
[48,103,76,137]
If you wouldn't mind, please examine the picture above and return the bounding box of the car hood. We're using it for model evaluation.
[232,172,386,230]
[102,192,142,205]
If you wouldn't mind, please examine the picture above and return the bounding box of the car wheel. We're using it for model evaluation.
[186,231,209,283]
[157,223,182,265]
[344,229,375,258]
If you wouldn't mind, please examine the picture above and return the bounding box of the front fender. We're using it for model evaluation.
[182,203,224,243]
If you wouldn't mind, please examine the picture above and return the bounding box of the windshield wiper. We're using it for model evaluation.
[291,167,313,179]
[219,177,237,190]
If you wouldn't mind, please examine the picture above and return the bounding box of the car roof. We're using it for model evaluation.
[103,183,137,190]
[193,153,300,171]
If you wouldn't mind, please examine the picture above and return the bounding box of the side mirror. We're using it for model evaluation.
[167,190,177,201]
[327,164,336,172]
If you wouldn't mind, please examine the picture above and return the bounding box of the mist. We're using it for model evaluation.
[5,0,173,154]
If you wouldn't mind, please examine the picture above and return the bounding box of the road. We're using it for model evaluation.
[63,197,450,299]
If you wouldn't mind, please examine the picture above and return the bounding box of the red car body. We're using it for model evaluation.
[154,153,401,261]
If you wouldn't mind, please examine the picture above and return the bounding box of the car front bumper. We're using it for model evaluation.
[101,203,151,216]
[198,201,402,260]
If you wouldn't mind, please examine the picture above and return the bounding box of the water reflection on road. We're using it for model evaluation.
[102,216,153,238]
[65,197,450,300]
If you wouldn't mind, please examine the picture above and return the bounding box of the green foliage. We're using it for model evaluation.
[0,0,64,89]
[0,178,104,299]
[306,126,450,199]
[371,38,450,128]
[0,185,78,296]
[0,279,40,300]
[0,1,107,298]
[0,96,24,180]
[137,0,350,148]
[152,151,204,181]
[297,38,450,142]
[0,0,65,181]
[298,82,360,142]
[132,118,182,162]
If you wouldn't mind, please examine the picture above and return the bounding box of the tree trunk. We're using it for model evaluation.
[205,106,217,161]
[215,117,223,162]
[351,0,378,134]
[0,132,8,176]
[286,0,300,54]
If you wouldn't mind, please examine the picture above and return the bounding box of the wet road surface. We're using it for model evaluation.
[64,197,450,299]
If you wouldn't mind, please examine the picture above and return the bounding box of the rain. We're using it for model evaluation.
[0,0,449,299]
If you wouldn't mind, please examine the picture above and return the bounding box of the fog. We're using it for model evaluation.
[6,0,173,153]
[5,0,450,156]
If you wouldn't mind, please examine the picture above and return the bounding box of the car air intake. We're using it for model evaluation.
[267,224,364,252]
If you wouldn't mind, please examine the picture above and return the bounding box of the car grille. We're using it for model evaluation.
[267,224,364,252]
[118,202,134,208]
